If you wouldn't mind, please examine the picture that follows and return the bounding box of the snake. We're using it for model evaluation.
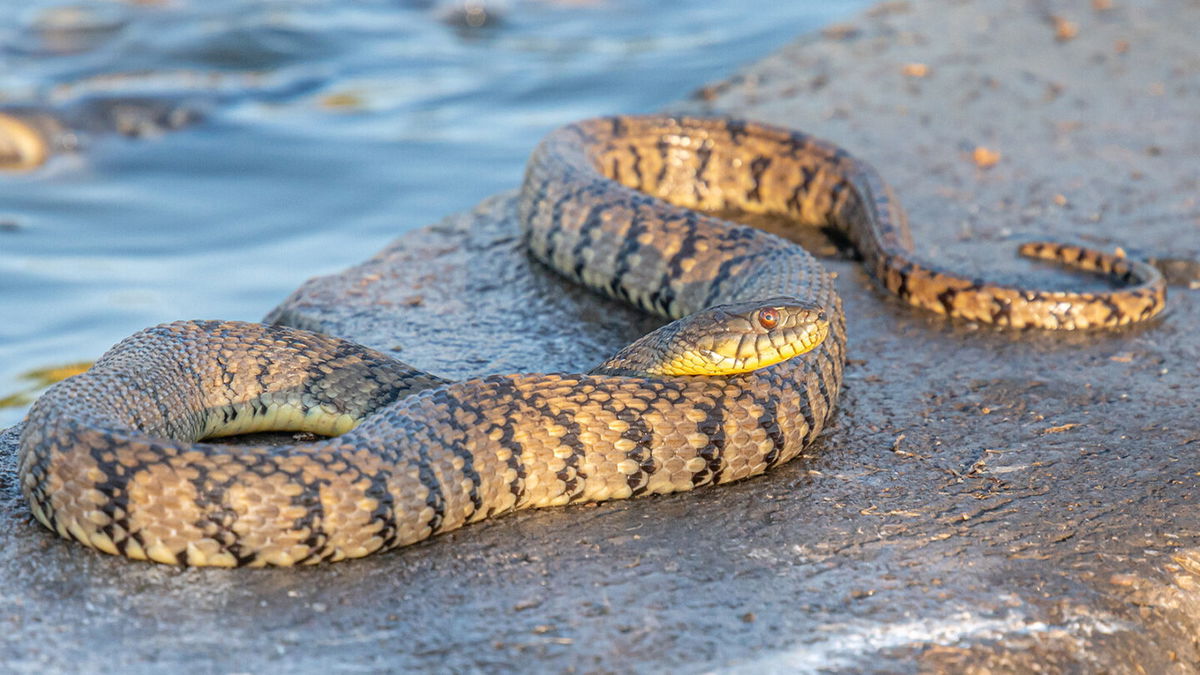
[17,115,1166,567]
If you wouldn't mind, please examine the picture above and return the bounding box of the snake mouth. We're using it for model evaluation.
[698,312,830,375]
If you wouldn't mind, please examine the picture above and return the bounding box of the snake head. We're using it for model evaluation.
[593,297,829,377]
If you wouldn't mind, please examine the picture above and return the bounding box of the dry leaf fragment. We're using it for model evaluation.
[1051,16,1078,41]
[971,146,1001,168]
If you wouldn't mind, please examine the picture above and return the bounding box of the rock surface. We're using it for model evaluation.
[2,0,1198,671]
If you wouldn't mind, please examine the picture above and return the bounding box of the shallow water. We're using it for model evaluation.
[0,0,866,427]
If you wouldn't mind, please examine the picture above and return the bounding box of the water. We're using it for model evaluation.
[0,0,866,427]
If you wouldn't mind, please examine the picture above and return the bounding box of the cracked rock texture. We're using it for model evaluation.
[2,0,1197,671]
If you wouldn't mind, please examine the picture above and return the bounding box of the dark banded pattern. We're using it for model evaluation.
[17,115,1165,567]
[523,117,1164,331]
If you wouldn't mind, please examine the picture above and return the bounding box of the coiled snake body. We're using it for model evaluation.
[18,116,1165,566]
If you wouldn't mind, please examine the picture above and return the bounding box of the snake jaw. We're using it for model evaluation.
[594,297,829,377]
[698,299,829,375]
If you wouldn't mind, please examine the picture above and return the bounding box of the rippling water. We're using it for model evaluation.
[0,0,865,427]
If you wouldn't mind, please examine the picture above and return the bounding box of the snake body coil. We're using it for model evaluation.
[18,116,1166,566]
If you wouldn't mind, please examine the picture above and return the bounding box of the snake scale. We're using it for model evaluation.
[18,116,1166,566]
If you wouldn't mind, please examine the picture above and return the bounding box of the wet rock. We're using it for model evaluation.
[266,194,662,379]
[0,97,204,171]
[67,97,205,138]
[1,0,1197,672]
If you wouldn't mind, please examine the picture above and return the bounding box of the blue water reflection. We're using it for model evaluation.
[0,0,866,426]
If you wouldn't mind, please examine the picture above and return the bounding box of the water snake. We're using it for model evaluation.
[17,115,1166,566]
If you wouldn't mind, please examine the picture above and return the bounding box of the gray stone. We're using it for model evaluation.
[2,0,1198,671]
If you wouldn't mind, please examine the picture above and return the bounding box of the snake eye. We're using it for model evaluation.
[757,307,779,329]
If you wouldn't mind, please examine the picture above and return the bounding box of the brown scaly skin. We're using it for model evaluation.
[18,115,1165,566]
[529,117,1164,330]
